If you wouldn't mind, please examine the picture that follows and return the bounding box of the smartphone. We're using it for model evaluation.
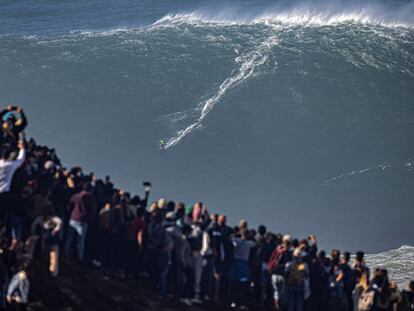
[143,181,152,192]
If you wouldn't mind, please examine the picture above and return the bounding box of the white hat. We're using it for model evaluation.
[283,234,292,243]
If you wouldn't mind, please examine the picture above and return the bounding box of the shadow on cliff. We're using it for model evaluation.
[28,261,207,311]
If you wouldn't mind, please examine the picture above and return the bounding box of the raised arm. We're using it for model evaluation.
[142,189,150,209]
[16,107,28,130]
[12,140,26,169]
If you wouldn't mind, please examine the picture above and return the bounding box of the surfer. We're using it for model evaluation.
[159,139,166,150]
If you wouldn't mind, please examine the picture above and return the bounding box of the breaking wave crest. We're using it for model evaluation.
[152,4,414,29]
[18,2,412,40]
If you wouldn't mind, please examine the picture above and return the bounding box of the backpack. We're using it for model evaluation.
[287,262,306,286]
[359,290,375,311]
[267,245,286,274]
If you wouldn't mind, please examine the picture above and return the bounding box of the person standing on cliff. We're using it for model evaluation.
[0,134,26,229]
[0,105,27,148]
[64,179,96,262]
[31,206,62,277]
[147,210,173,298]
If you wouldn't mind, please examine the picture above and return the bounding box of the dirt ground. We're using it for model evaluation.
[28,260,207,311]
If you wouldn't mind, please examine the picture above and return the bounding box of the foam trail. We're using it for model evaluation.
[164,34,280,149]
[321,160,412,185]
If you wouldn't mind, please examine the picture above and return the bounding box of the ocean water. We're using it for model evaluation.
[1,0,413,264]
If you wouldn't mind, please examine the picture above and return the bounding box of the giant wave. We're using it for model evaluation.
[147,4,414,148]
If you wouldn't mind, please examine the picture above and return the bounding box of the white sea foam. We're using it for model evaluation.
[367,245,414,288]
[151,4,414,30]
[321,160,412,185]
[20,2,411,41]
[10,1,412,41]
[69,28,135,37]
[163,34,280,149]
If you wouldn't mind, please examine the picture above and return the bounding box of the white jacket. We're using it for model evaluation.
[0,148,26,193]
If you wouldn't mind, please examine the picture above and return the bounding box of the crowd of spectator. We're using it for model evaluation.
[0,105,414,311]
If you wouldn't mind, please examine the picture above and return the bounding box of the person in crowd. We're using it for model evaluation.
[31,207,62,276]
[64,179,96,262]
[0,106,27,148]
[111,192,128,273]
[217,214,233,297]
[371,269,393,311]
[339,251,355,311]
[206,216,225,303]
[320,253,334,311]
[201,216,214,302]
[6,260,30,311]
[175,224,194,306]
[259,232,279,307]
[127,207,147,277]
[353,251,370,280]
[189,204,204,304]
[252,225,267,305]
[304,235,322,311]
[389,281,402,310]
[400,281,414,310]
[353,271,370,311]
[97,202,112,267]
[329,249,349,311]
[0,236,14,310]
[0,136,26,227]
[147,210,173,298]
[228,228,256,309]
[285,248,309,311]
[162,211,179,293]
[297,239,312,307]
[269,234,292,311]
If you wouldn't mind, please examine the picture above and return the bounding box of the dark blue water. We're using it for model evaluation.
[1,0,414,253]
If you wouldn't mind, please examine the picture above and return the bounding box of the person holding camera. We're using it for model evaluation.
[0,105,27,148]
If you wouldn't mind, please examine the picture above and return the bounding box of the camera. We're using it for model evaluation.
[143,182,152,192]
